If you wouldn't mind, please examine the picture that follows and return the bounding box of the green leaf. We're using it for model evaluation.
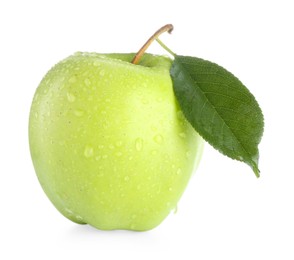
[170,55,264,177]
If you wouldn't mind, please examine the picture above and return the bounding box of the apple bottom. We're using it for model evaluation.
[34,134,203,231]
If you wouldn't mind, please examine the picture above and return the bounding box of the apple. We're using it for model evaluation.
[29,52,204,231]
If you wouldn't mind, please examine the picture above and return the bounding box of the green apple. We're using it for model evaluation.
[29,52,204,231]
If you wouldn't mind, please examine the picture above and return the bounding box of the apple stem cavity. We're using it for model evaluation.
[131,24,175,65]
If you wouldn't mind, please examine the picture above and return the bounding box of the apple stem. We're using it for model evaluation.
[131,24,175,65]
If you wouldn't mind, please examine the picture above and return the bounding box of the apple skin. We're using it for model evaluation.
[29,52,204,231]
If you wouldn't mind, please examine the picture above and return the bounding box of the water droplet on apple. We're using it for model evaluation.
[186,150,191,158]
[115,152,122,157]
[135,138,143,151]
[115,141,123,147]
[151,150,158,155]
[153,134,163,144]
[102,155,108,159]
[99,70,105,76]
[93,60,100,67]
[141,98,149,104]
[84,145,94,158]
[69,76,77,83]
[34,112,38,119]
[98,145,104,149]
[95,155,101,161]
[168,187,173,192]
[176,168,182,175]
[76,215,83,222]
[178,132,186,138]
[151,125,157,132]
[124,176,130,181]
[65,208,73,215]
[130,224,136,230]
[109,144,114,149]
[174,205,178,214]
[157,97,163,102]
[67,92,76,102]
[74,109,84,117]
[177,110,185,120]
[84,78,91,86]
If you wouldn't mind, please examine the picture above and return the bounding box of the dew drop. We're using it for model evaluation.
[93,60,100,67]
[174,205,178,214]
[109,144,114,149]
[65,208,73,215]
[115,152,122,157]
[141,98,149,104]
[168,187,173,192]
[99,70,105,76]
[74,109,84,117]
[76,215,83,222]
[130,224,136,230]
[84,145,94,158]
[154,134,163,144]
[186,150,191,158]
[178,132,187,138]
[177,110,185,120]
[69,76,77,83]
[67,92,76,102]
[95,155,101,161]
[151,125,157,132]
[124,176,130,181]
[98,145,104,149]
[84,78,91,86]
[176,168,182,175]
[102,155,108,159]
[135,138,143,151]
[116,141,123,147]
[97,172,104,177]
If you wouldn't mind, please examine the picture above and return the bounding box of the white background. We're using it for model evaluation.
[1,0,293,259]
